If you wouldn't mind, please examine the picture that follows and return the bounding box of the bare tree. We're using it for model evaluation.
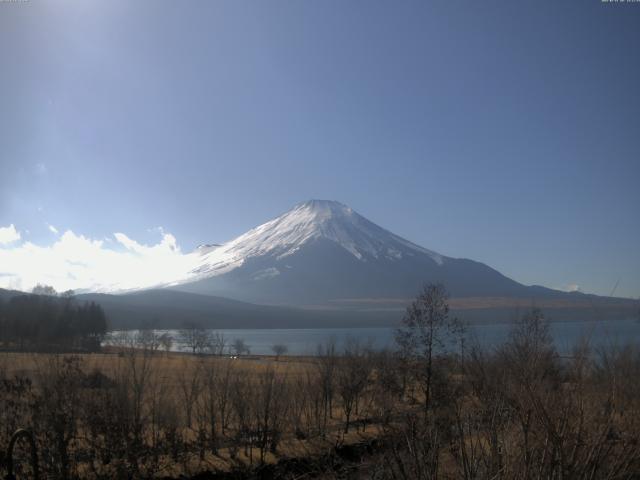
[196,357,221,455]
[136,329,161,353]
[215,358,235,436]
[179,322,212,355]
[114,337,159,475]
[33,355,84,479]
[230,370,254,461]
[290,372,317,439]
[232,338,250,356]
[316,337,338,434]
[207,331,227,356]
[371,349,404,427]
[271,343,288,361]
[105,330,136,351]
[251,367,289,463]
[395,283,458,417]
[336,338,372,433]
[159,332,173,354]
[177,358,203,429]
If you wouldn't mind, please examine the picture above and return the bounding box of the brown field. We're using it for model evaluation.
[1,315,639,479]
[1,350,313,380]
[0,348,390,479]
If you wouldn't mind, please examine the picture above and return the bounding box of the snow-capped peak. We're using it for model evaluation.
[292,199,355,219]
[190,200,445,279]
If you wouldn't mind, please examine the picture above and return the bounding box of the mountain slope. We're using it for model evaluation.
[174,200,562,305]
[5,200,633,327]
[189,200,443,278]
[1,287,635,329]
[76,290,404,329]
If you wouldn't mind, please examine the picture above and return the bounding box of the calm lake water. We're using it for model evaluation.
[126,318,640,356]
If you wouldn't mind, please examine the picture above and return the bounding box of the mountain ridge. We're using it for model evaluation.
[188,199,445,282]
[171,200,588,306]
[4,200,635,325]
[1,287,636,330]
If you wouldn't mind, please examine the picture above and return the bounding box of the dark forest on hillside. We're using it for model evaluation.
[0,290,107,352]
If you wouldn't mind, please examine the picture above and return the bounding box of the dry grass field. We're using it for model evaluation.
[0,348,391,478]
[1,307,639,479]
[0,350,313,381]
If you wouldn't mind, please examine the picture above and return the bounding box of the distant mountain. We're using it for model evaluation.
[72,290,403,329]
[2,200,636,327]
[2,200,637,327]
[174,200,567,305]
[71,289,640,329]
[1,287,635,330]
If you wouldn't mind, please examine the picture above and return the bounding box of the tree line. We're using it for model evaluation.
[0,285,108,352]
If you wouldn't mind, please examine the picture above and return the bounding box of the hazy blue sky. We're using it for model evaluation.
[1,1,639,297]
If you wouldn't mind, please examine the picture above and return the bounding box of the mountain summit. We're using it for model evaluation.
[176,200,558,305]
[191,200,443,280]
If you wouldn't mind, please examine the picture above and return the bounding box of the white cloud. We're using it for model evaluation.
[0,228,198,293]
[0,224,21,245]
[48,224,59,234]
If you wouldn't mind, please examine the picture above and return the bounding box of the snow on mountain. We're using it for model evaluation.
[189,200,445,281]
[173,199,556,304]
[0,200,610,309]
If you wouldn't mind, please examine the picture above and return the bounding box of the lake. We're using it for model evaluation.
[125,318,640,356]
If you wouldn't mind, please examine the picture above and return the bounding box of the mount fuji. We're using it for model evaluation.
[5,199,632,329]
[173,200,563,306]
